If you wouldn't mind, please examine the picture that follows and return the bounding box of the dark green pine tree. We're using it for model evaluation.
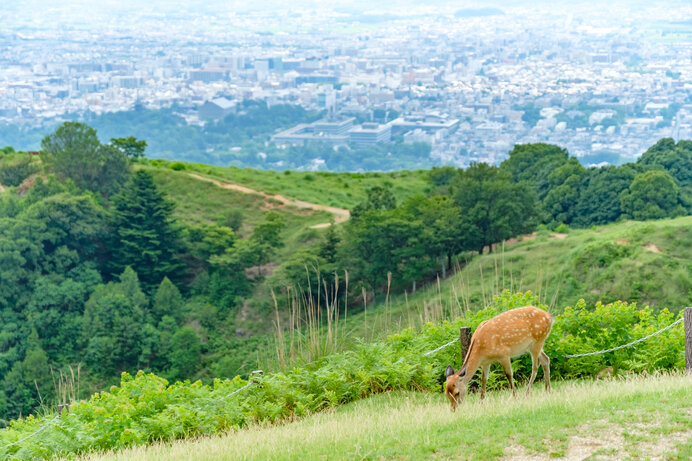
[106,170,182,291]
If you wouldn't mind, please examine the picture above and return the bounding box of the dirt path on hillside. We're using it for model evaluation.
[187,173,350,228]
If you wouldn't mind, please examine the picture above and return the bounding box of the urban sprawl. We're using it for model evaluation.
[3,1,692,166]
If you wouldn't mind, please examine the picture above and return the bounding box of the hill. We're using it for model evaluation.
[80,373,692,460]
[265,216,692,367]
[2,127,692,430]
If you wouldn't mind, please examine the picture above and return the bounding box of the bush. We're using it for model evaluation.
[554,223,570,233]
[0,157,38,187]
[571,241,632,274]
[169,162,186,171]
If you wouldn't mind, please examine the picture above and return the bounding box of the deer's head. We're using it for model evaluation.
[444,365,467,411]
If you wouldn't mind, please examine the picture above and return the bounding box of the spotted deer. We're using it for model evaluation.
[444,306,553,411]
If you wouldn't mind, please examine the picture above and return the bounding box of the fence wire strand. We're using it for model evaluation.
[564,317,684,358]
[423,316,684,359]
[2,413,60,450]
[423,338,459,356]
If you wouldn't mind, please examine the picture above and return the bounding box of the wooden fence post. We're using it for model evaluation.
[685,307,692,374]
[459,327,471,365]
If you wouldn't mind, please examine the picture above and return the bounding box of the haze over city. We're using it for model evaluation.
[2,0,692,169]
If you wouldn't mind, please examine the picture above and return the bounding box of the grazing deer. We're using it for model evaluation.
[444,306,552,411]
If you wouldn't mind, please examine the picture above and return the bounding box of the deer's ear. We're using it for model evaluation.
[445,365,455,377]
[458,367,467,377]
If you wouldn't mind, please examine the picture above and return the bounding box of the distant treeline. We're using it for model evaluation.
[0,101,434,171]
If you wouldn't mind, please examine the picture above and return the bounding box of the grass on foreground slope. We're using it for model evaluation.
[82,373,692,461]
[333,216,692,347]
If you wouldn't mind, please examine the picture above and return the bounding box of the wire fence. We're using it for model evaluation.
[422,316,685,359]
[563,318,684,358]
[422,338,459,356]
[2,413,60,450]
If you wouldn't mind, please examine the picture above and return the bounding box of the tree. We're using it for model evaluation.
[81,267,148,375]
[1,329,53,419]
[351,185,397,218]
[167,326,201,380]
[542,159,587,225]
[501,143,571,200]
[620,170,686,220]
[400,195,473,269]
[250,211,285,269]
[637,138,692,205]
[26,269,101,362]
[452,163,537,254]
[110,136,147,159]
[574,165,638,226]
[318,224,340,264]
[0,155,37,187]
[40,122,130,196]
[153,277,184,323]
[429,166,458,189]
[341,209,427,292]
[23,193,105,262]
[106,170,182,291]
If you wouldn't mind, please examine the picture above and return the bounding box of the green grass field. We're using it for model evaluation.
[145,166,333,255]
[79,373,692,460]
[177,162,431,209]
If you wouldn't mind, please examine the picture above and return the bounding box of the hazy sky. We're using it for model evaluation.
[1,1,690,29]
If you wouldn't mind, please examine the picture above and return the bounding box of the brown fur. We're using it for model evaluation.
[444,306,553,411]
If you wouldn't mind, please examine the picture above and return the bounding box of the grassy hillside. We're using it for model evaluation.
[145,166,333,255]
[275,216,692,363]
[81,373,692,460]
[177,162,431,209]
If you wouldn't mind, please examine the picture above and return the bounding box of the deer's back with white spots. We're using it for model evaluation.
[444,306,553,411]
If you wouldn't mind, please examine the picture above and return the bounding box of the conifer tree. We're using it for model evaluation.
[106,170,182,290]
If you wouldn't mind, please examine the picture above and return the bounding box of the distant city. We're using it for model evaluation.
[2,1,692,167]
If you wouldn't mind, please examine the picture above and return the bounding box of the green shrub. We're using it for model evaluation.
[572,241,632,274]
[0,157,37,187]
[169,162,186,171]
[554,223,569,233]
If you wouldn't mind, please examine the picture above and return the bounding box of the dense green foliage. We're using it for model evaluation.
[105,171,183,290]
[40,122,130,197]
[0,154,38,187]
[0,292,685,460]
[501,139,692,227]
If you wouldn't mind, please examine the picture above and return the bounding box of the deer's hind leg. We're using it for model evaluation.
[480,364,490,400]
[539,350,551,393]
[499,356,516,398]
[526,346,541,396]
